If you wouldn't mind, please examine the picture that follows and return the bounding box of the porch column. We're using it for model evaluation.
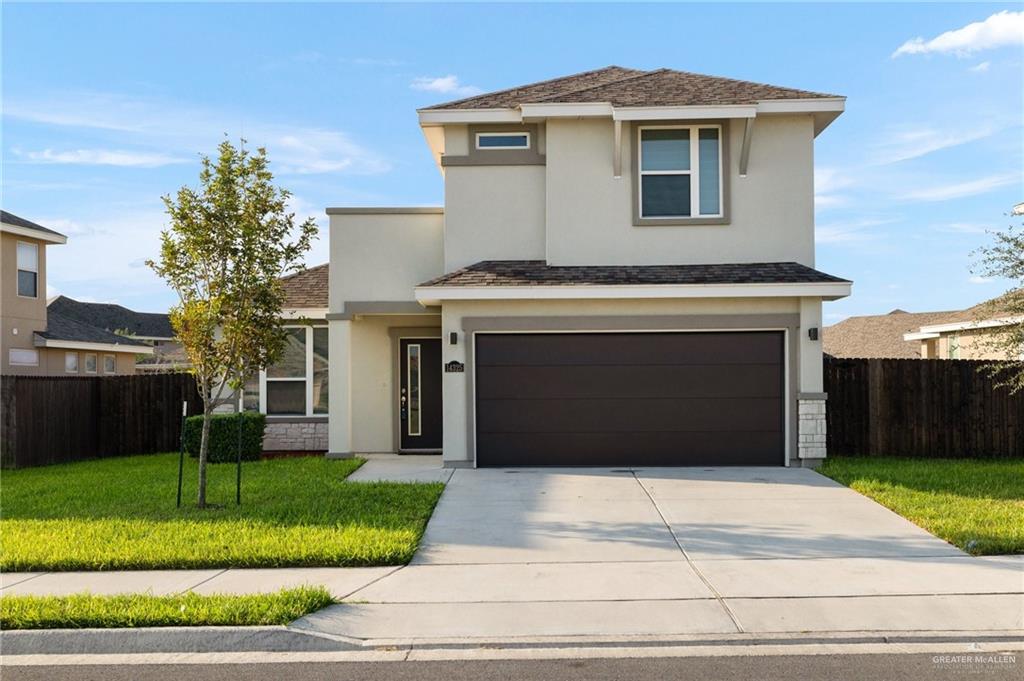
[797,297,827,467]
[327,318,353,457]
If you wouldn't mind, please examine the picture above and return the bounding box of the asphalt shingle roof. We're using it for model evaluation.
[422,66,838,110]
[48,296,174,338]
[418,261,849,288]
[1,210,67,239]
[37,312,151,349]
[280,263,329,309]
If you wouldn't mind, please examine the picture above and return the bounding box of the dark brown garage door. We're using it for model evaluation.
[475,331,784,467]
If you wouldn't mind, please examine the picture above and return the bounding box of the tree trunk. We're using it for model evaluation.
[198,405,212,508]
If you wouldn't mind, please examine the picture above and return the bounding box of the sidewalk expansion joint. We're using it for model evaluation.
[180,568,230,595]
[338,565,405,601]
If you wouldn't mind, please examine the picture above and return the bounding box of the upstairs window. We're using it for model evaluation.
[638,125,722,219]
[475,132,530,150]
[17,241,38,297]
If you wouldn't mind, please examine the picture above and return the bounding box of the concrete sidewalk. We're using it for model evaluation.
[3,457,1022,644]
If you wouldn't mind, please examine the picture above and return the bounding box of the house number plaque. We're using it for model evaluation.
[444,361,465,373]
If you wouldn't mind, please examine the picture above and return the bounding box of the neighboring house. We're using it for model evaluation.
[823,309,963,359]
[1,211,152,375]
[235,263,330,451]
[324,66,851,468]
[46,295,188,371]
[824,299,1021,360]
[903,303,1021,360]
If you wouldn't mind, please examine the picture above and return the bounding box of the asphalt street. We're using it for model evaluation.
[5,653,1021,681]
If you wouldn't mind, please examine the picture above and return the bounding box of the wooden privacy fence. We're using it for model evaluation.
[824,357,1024,458]
[1,373,202,468]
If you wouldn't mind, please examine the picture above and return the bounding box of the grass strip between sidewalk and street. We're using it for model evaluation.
[819,456,1024,555]
[0,586,334,630]
[2,453,445,571]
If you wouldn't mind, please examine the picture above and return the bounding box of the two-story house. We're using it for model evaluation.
[1,211,152,375]
[324,66,851,468]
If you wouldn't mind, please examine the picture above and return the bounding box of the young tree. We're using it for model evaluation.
[149,139,317,507]
[971,206,1024,392]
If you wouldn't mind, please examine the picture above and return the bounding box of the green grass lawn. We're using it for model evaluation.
[1,454,444,571]
[0,587,333,629]
[819,457,1024,555]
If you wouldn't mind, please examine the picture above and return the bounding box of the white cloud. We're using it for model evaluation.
[816,217,896,244]
[871,125,998,165]
[893,10,1024,58]
[935,222,991,234]
[410,75,482,97]
[899,172,1020,202]
[3,91,390,176]
[969,61,991,73]
[969,275,994,284]
[15,148,186,168]
[814,167,855,209]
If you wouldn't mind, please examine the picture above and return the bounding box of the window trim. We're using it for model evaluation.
[246,324,329,418]
[475,131,531,151]
[16,240,39,299]
[65,351,79,373]
[103,354,116,374]
[632,120,730,227]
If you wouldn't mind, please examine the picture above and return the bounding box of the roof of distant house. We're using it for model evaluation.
[48,296,174,339]
[421,65,840,110]
[280,263,328,309]
[1,210,67,243]
[419,260,849,288]
[36,312,152,349]
[824,298,1012,359]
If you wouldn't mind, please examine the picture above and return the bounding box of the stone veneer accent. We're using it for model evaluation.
[263,420,328,451]
[797,395,827,466]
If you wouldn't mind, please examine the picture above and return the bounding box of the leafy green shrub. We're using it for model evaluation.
[183,412,265,463]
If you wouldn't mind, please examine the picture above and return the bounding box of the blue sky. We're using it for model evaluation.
[3,3,1022,324]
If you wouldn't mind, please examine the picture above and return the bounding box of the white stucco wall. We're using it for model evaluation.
[329,211,444,310]
[544,116,816,267]
[349,314,441,453]
[439,296,806,467]
[442,165,547,272]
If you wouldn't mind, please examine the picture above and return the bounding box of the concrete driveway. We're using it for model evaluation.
[296,464,1024,641]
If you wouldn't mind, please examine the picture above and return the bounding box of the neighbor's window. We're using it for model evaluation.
[65,352,79,373]
[948,335,961,360]
[638,125,722,219]
[240,372,260,412]
[476,132,530,150]
[103,354,116,374]
[16,241,39,297]
[261,326,330,417]
[84,353,98,374]
[9,348,38,366]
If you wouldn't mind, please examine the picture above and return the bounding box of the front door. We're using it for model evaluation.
[399,338,443,450]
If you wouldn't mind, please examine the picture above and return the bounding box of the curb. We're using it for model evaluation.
[3,626,1023,657]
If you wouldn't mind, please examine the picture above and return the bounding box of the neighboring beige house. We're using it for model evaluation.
[320,66,851,468]
[824,299,1021,360]
[903,304,1021,360]
[1,211,152,375]
[235,263,330,451]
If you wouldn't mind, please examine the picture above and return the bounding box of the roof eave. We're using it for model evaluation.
[1,222,68,245]
[33,336,155,354]
[414,280,852,306]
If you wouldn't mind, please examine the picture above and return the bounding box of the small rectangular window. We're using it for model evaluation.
[266,381,306,415]
[84,353,97,373]
[65,352,79,373]
[103,354,116,374]
[407,343,421,436]
[16,241,38,298]
[476,132,530,150]
[9,349,39,366]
